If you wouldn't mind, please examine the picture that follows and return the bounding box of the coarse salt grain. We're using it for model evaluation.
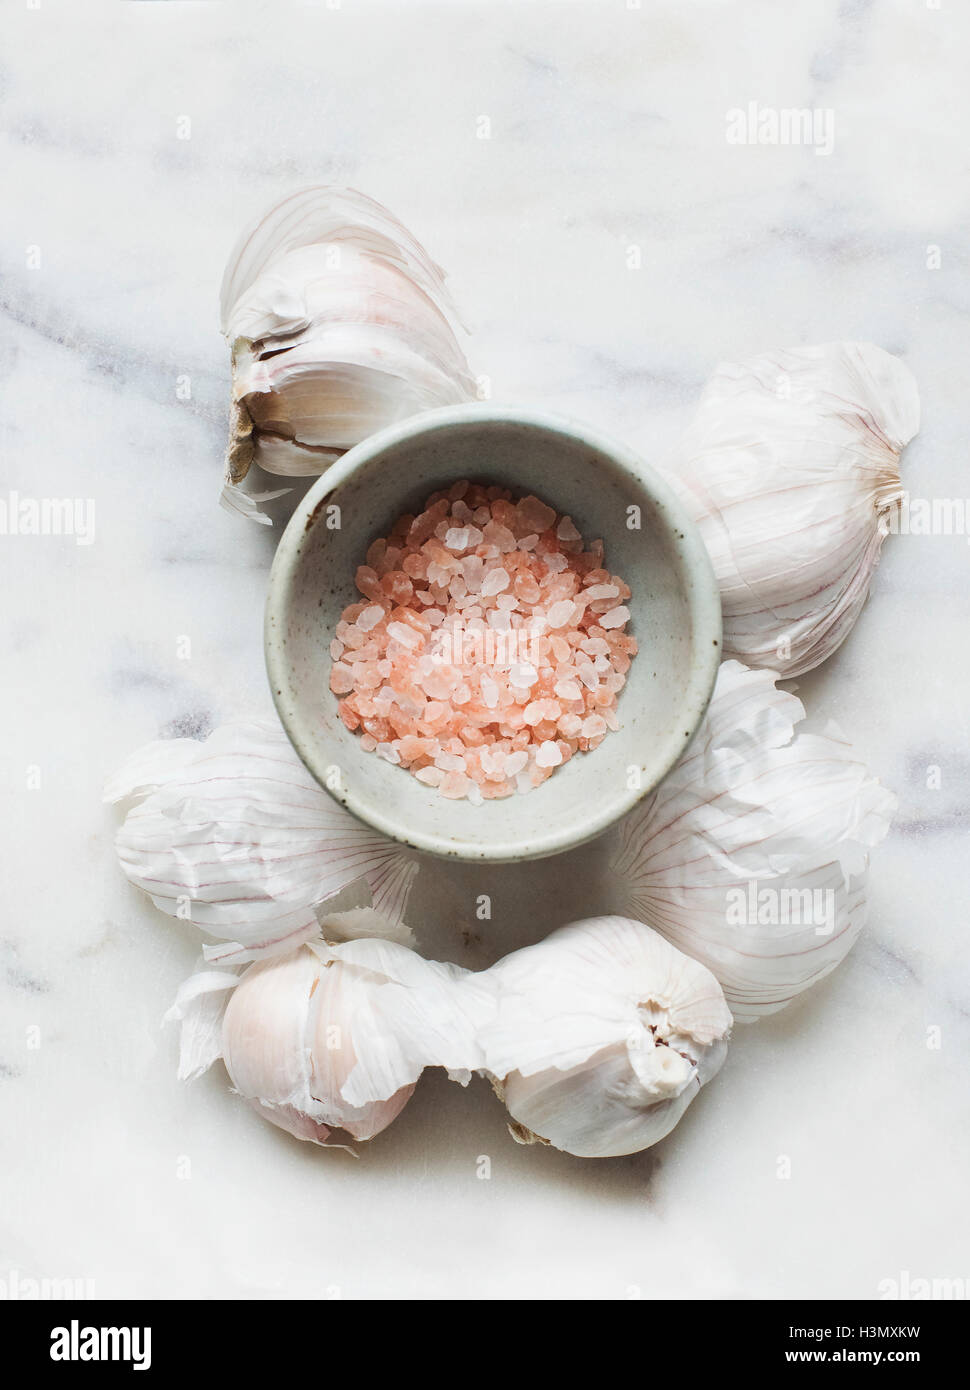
[386,621,423,649]
[330,663,355,695]
[509,662,538,688]
[536,740,563,768]
[483,520,516,552]
[522,701,545,726]
[357,605,385,632]
[440,771,471,799]
[600,606,630,630]
[436,751,466,772]
[518,496,556,531]
[415,766,443,786]
[554,677,582,701]
[481,567,510,596]
[546,600,576,629]
[444,525,483,551]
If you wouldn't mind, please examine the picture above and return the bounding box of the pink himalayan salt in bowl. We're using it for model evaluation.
[329,481,638,802]
[266,405,721,863]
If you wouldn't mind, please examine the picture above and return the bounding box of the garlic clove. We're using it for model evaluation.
[228,246,472,385]
[169,928,490,1148]
[667,342,919,677]
[172,947,414,1147]
[220,186,466,338]
[106,719,418,963]
[235,331,470,463]
[479,916,732,1158]
[610,659,896,1020]
[501,1043,707,1159]
[223,949,340,1141]
[220,187,475,516]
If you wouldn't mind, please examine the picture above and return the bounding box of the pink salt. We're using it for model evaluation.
[440,771,471,799]
[600,605,630,630]
[546,600,576,629]
[357,605,385,632]
[481,567,510,597]
[386,621,423,649]
[330,662,355,695]
[330,481,637,801]
[535,741,563,768]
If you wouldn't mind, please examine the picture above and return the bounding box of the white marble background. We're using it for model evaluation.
[2,0,968,1300]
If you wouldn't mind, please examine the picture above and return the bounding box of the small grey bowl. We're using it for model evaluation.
[265,404,721,862]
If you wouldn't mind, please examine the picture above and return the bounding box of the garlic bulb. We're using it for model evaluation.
[166,911,492,1147]
[669,342,919,677]
[610,660,896,1021]
[105,719,417,963]
[220,186,475,519]
[479,917,732,1158]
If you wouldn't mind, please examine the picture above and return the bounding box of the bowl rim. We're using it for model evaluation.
[265,403,722,862]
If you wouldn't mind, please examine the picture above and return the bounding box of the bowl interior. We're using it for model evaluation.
[267,410,720,861]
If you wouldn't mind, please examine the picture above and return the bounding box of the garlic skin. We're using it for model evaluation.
[220,187,475,518]
[480,917,732,1158]
[610,660,896,1021]
[105,720,418,963]
[669,343,919,677]
[168,913,493,1147]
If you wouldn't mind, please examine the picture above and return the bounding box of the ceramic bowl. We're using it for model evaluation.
[265,404,721,862]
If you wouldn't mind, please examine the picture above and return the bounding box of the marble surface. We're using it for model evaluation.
[2,0,969,1300]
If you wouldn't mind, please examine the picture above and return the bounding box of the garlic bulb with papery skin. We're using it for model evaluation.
[610,660,896,1021]
[668,342,919,677]
[479,917,732,1158]
[220,187,475,519]
[167,914,492,1147]
[105,719,417,964]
